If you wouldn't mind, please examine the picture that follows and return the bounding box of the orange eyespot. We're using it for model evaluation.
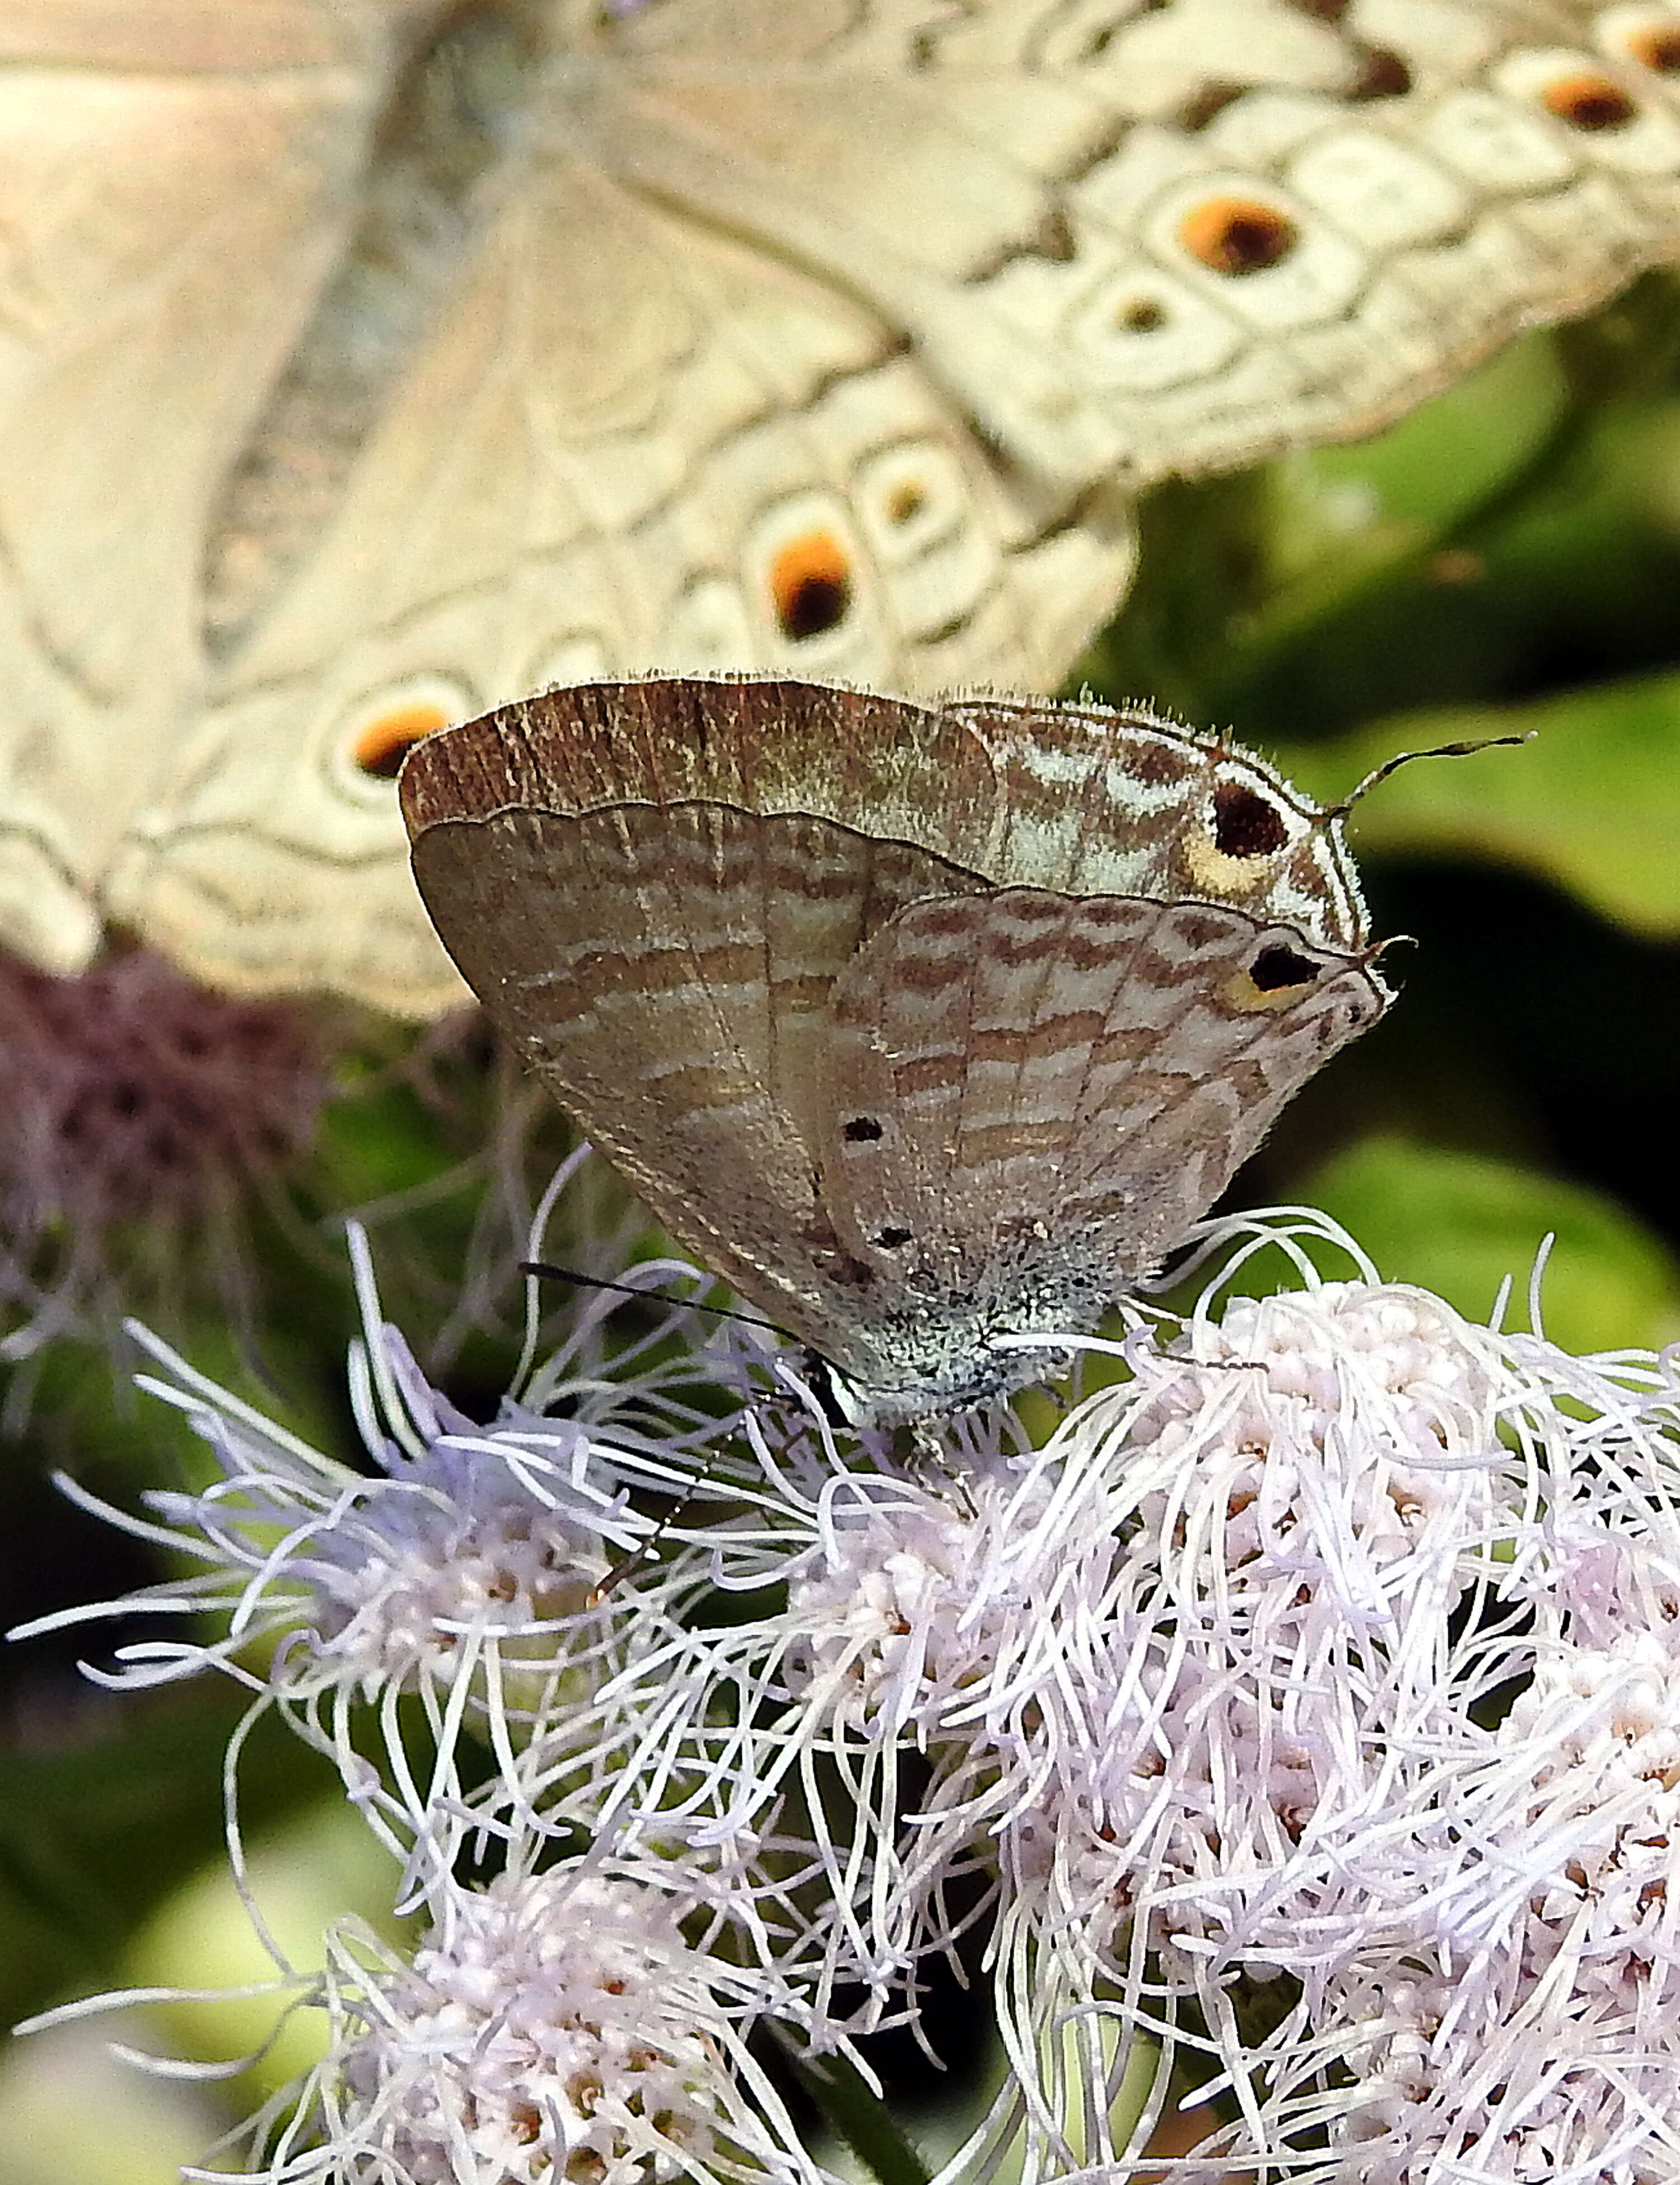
[1628,24,1680,73]
[1541,72,1640,129]
[1177,197,1299,276]
[770,530,854,641]
[351,702,453,780]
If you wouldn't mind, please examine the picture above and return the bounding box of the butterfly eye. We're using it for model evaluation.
[1177,197,1299,275]
[1539,71,1641,129]
[1211,781,1289,860]
[770,530,855,642]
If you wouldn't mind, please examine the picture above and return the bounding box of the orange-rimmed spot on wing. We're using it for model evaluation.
[1541,71,1640,129]
[352,702,455,781]
[1176,196,1299,276]
[1225,941,1325,1014]
[769,530,854,641]
[1627,23,1680,73]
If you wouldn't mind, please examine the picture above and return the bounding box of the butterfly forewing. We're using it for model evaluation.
[407,757,993,1359]
[400,678,1369,941]
[944,697,1374,949]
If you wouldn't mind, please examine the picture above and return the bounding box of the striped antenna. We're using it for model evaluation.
[1325,729,1535,821]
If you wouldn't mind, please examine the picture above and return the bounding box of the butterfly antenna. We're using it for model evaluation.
[1324,728,1535,820]
[520,1260,794,1341]
[594,1462,708,1598]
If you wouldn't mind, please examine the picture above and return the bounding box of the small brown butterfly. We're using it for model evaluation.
[400,676,1390,1427]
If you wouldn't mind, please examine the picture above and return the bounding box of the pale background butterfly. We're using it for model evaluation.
[5,0,1680,1011]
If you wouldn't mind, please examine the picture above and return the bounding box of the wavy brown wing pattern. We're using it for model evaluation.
[402,675,1390,1423]
[6,0,1679,1012]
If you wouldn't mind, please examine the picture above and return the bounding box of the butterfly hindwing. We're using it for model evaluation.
[820,886,1390,1304]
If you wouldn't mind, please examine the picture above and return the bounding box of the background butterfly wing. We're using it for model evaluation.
[591,0,1680,490]
[820,886,1391,1301]
[105,72,1131,1012]
[0,0,394,981]
[20,1,1680,1011]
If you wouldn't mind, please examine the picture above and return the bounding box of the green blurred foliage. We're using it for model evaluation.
[1272,671,1680,937]
[4,278,1679,2182]
[1305,1134,1680,1352]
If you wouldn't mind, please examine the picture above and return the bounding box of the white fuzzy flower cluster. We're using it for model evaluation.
[265,1861,820,2185]
[20,1193,1680,2184]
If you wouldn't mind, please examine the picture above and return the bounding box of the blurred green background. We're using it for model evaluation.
[3,277,1679,2181]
